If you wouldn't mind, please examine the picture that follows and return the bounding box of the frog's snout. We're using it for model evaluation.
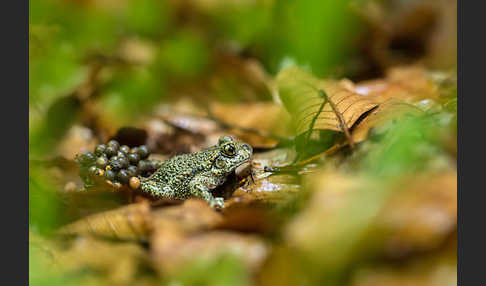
[242,143,253,154]
[241,143,253,160]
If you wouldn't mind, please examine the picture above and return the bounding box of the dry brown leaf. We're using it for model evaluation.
[349,237,456,286]
[54,236,148,285]
[58,201,153,241]
[376,171,457,257]
[151,199,223,234]
[351,99,425,143]
[355,65,441,103]
[276,66,379,135]
[348,65,442,143]
[216,204,279,234]
[55,125,98,159]
[151,230,269,275]
[209,102,291,148]
[226,174,301,207]
[284,168,457,269]
[284,170,384,268]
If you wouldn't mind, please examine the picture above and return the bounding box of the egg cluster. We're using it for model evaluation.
[76,140,159,189]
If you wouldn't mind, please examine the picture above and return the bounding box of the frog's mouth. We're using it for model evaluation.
[235,158,251,168]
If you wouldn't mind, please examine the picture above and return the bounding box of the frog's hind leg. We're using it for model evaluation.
[140,178,174,199]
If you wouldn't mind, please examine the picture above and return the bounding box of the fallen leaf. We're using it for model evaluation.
[375,171,457,258]
[58,201,153,241]
[276,66,379,135]
[351,99,424,143]
[209,102,291,148]
[217,204,280,234]
[355,65,441,103]
[151,230,268,275]
[151,199,223,234]
[55,125,98,159]
[54,236,148,285]
[284,170,384,269]
[350,237,456,286]
[226,174,301,208]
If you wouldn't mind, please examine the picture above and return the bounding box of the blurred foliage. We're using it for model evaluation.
[28,0,362,156]
[167,254,250,286]
[263,0,358,76]
[29,167,63,233]
[360,113,444,177]
[101,66,164,123]
[156,30,211,79]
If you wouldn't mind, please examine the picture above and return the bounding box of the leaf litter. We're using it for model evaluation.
[31,63,456,286]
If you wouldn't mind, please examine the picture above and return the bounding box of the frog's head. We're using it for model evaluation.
[214,135,253,173]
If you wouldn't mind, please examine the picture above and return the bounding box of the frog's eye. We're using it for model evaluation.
[223,143,236,156]
[218,136,234,146]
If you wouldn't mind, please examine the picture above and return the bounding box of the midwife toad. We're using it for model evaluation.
[140,136,253,208]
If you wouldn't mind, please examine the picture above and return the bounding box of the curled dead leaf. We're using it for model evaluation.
[276,66,379,135]
[58,201,153,241]
[351,99,425,143]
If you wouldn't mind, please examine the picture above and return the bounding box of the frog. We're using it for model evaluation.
[140,135,253,208]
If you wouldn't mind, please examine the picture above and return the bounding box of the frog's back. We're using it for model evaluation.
[148,147,219,192]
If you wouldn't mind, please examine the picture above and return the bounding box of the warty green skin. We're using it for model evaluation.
[140,136,253,208]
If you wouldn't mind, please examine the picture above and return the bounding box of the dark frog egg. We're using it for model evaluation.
[137,145,150,159]
[109,156,123,171]
[117,169,130,184]
[79,152,96,166]
[94,144,106,156]
[107,140,120,151]
[128,153,140,165]
[119,145,130,154]
[105,146,118,157]
[126,165,139,177]
[96,155,108,169]
[104,169,116,181]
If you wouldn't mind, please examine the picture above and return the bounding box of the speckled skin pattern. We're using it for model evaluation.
[140,136,253,208]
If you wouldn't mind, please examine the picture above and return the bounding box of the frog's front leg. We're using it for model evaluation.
[140,178,174,199]
[189,175,225,208]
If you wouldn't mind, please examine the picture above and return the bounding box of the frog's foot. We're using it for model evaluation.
[190,182,225,208]
[209,197,225,208]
